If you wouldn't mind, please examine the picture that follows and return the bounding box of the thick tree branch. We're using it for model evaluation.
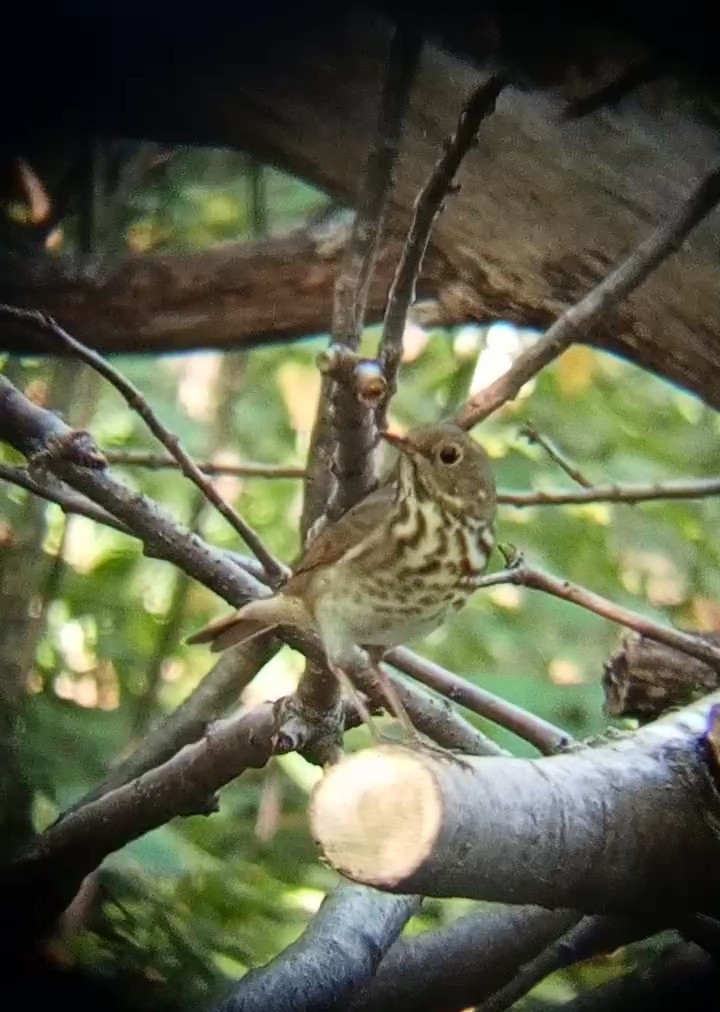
[57,640,274,818]
[456,165,720,427]
[5,699,355,935]
[346,905,581,1012]
[212,884,420,1012]
[604,632,720,720]
[310,693,720,914]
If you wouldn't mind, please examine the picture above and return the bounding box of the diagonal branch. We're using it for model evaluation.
[7,697,364,936]
[0,305,288,585]
[386,647,570,755]
[0,373,268,607]
[0,462,130,533]
[474,555,720,670]
[456,165,720,428]
[520,421,592,488]
[378,73,506,423]
[211,884,420,1012]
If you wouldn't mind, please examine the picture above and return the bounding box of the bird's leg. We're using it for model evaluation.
[326,660,382,743]
[363,649,473,766]
[362,647,422,746]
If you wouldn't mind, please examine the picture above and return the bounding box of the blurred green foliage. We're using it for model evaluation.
[2,148,719,1007]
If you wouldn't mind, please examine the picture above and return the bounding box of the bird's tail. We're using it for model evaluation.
[186,595,306,653]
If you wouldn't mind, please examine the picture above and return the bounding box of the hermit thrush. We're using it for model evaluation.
[188,423,496,730]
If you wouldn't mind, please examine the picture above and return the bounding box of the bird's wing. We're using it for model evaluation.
[289,483,396,581]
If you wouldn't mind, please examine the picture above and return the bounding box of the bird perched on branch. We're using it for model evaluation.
[188,423,496,732]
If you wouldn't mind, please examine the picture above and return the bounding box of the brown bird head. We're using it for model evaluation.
[382,423,496,522]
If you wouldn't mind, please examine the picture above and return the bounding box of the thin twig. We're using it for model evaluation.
[93,454,720,506]
[387,647,571,755]
[378,74,506,422]
[474,555,720,669]
[0,461,130,533]
[103,451,305,479]
[497,477,720,507]
[520,422,591,487]
[327,21,423,521]
[456,165,720,428]
[332,21,423,350]
[0,305,288,585]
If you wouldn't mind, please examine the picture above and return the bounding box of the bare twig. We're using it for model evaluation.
[327,21,423,521]
[0,462,130,533]
[497,477,720,507]
[103,451,305,479]
[456,165,720,428]
[387,647,571,755]
[520,421,592,487]
[332,22,423,349]
[474,554,720,669]
[0,305,288,584]
[88,455,720,507]
[378,74,506,422]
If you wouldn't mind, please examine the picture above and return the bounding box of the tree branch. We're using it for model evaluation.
[456,165,720,428]
[56,640,274,819]
[0,462,130,533]
[326,21,422,522]
[497,477,720,507]
[310,693,720,915]
[474,556,720,670]
[0,305,288,585]
[7,695,369,935]
[377,73,506,423]
[519,421,592,488]
[386,647,570,755]
[103,451,305,479]
[212,884,420,1012]
[346,906,581,1012]
[0,373,268,608]
[557,941,719,1012]
[478,914,655,1012]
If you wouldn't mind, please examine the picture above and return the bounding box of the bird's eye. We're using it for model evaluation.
[438,443,462,465]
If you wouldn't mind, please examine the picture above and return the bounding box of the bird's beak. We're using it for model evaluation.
[380,431,414,456]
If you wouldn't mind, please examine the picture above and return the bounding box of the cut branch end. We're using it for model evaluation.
[310,745,446,886]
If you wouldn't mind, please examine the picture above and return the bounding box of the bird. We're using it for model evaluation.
[187,423,497,735]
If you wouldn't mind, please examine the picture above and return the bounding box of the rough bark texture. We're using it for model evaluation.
[0,232,452,355]
[310,696,720,915]
[2,7,720,409]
